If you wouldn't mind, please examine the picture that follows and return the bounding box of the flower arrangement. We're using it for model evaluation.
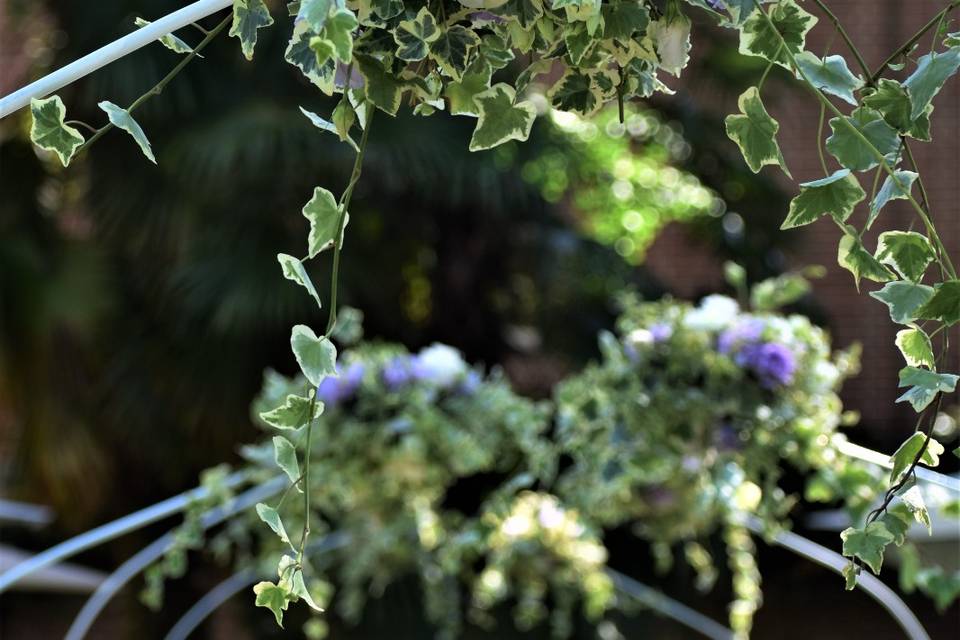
[551,283,860,636]
[246,341,555,634]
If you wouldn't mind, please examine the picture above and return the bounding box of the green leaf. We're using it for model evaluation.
[479,33,515,70]
[867,171,918,229]
[300,106,359,151]
[315,9,357,64]
[889,432,945,483]
[881,503,913,546]
[29,96,85,167]
[468,83,537,152]
[285,22,336,93]
[895,328,935,369]
[290,324,338,387]
[134,18,195,55]
[724,86,790,177]
[260,392,320,430]
[825,107,900,172]
[277,253,322,309]
[781,169,863,229]
[917,568,960,612]
[291,568,324,611]
[297,0,333,31]
[302,187,346,258]
[841,522,894,574]
[370,0,405,20]
[897,367,959,412]
[914,280,960,326]
[738,0,817,68]
[842,561,859,590]
[501,0,545,30]
[97,101,156,164]
[548,70,605,116]
[394,7,440,62]
[900,485,931,531]
[903,48,960,120]
[273,435,301,484]
[794,51,863,105]
[870,281,934,324]
[862,79,922,135]
[837,232,892,290]
[253,581,293,626]
[230,0,274,60]
[430,25,481,81]
[601,0,649,41]
[874,231,934,282]
[355,53,403,115]
[564,22,594,66]
[750,273,811,310]
[444,59,493,116]
[256,503,295,548]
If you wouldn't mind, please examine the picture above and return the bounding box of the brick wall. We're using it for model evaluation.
[645,0,960,441]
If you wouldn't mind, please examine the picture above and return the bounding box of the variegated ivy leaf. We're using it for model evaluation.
[430,25,482,81]
[273,435,301,484]
[230,0,274,61]
[900,485,931,531]
[718,0,760,26]
[890,433,945,484]
[468,83,537,151]
[841,522,894,574]
[394,7,440,62]
[300,106,360,151]
[903,47,960,120]
[738,0,817,69]
[897,367,959,412]
[869,281,934,324]
[297,0,334,32]
[445,59,493,116]
[880,503,912,546]
[549,69,605,116]
[946,32,960,48]
[371,0,405,21]
[837,231,892,291]
[98,101,156,163]
[781,169,864,229]
[29,96,85,167]
[285,21,336,93]
[253,580,293,627]
[290,324,338,387]
[355,54,403,115]
[311,9,358,65]
[867,171,917,229]
[564,22,595,66]
[794,51,863,106]
[480,33,515,70]
[650,14,691,77]
[302,187,346,258]
[874,231,935,282]
[332,98,359,147]
[134,18,196,55]
[259,391,321,430]
[499,0,545,31]
[724,86,790,177]
[895,328,935,369]
[914,280,960,326]
[601,0,648,41]
[278,253,323,309]
[862,79,931,139]
[256,503,295,548]
[288,559,323,611]
[825,107,901,172]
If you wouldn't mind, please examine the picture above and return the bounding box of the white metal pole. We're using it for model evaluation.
[0,0,232,119]
[836,439,960,492]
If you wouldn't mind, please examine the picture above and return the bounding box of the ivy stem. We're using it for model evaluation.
[325,107,374,336]
[811,0,872,83]
[815,102,828,176]
[870,1,960,82]
[79,12,231,153]
[297,391,319,565]
[754,3,957,280]
[65,119,98,134]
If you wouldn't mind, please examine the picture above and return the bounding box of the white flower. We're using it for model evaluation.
[412,343,467,387]
[682,295,740,331]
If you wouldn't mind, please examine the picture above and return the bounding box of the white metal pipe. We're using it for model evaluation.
[0,0,232,119]
[836,440,960,492]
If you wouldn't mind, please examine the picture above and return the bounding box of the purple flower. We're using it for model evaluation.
[649,323,673,342]
[738,342,796,388]
[335,62,364,90]
[469,11,506,24]
[717,319,764,354]
[713,423,742,452]
[456,370,482,396]
[316,362,365,407]
[382,356,415,391]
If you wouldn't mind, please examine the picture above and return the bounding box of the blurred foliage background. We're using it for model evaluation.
[9,1,953,638]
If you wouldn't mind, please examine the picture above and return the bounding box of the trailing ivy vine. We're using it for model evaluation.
[17,0,960,623]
